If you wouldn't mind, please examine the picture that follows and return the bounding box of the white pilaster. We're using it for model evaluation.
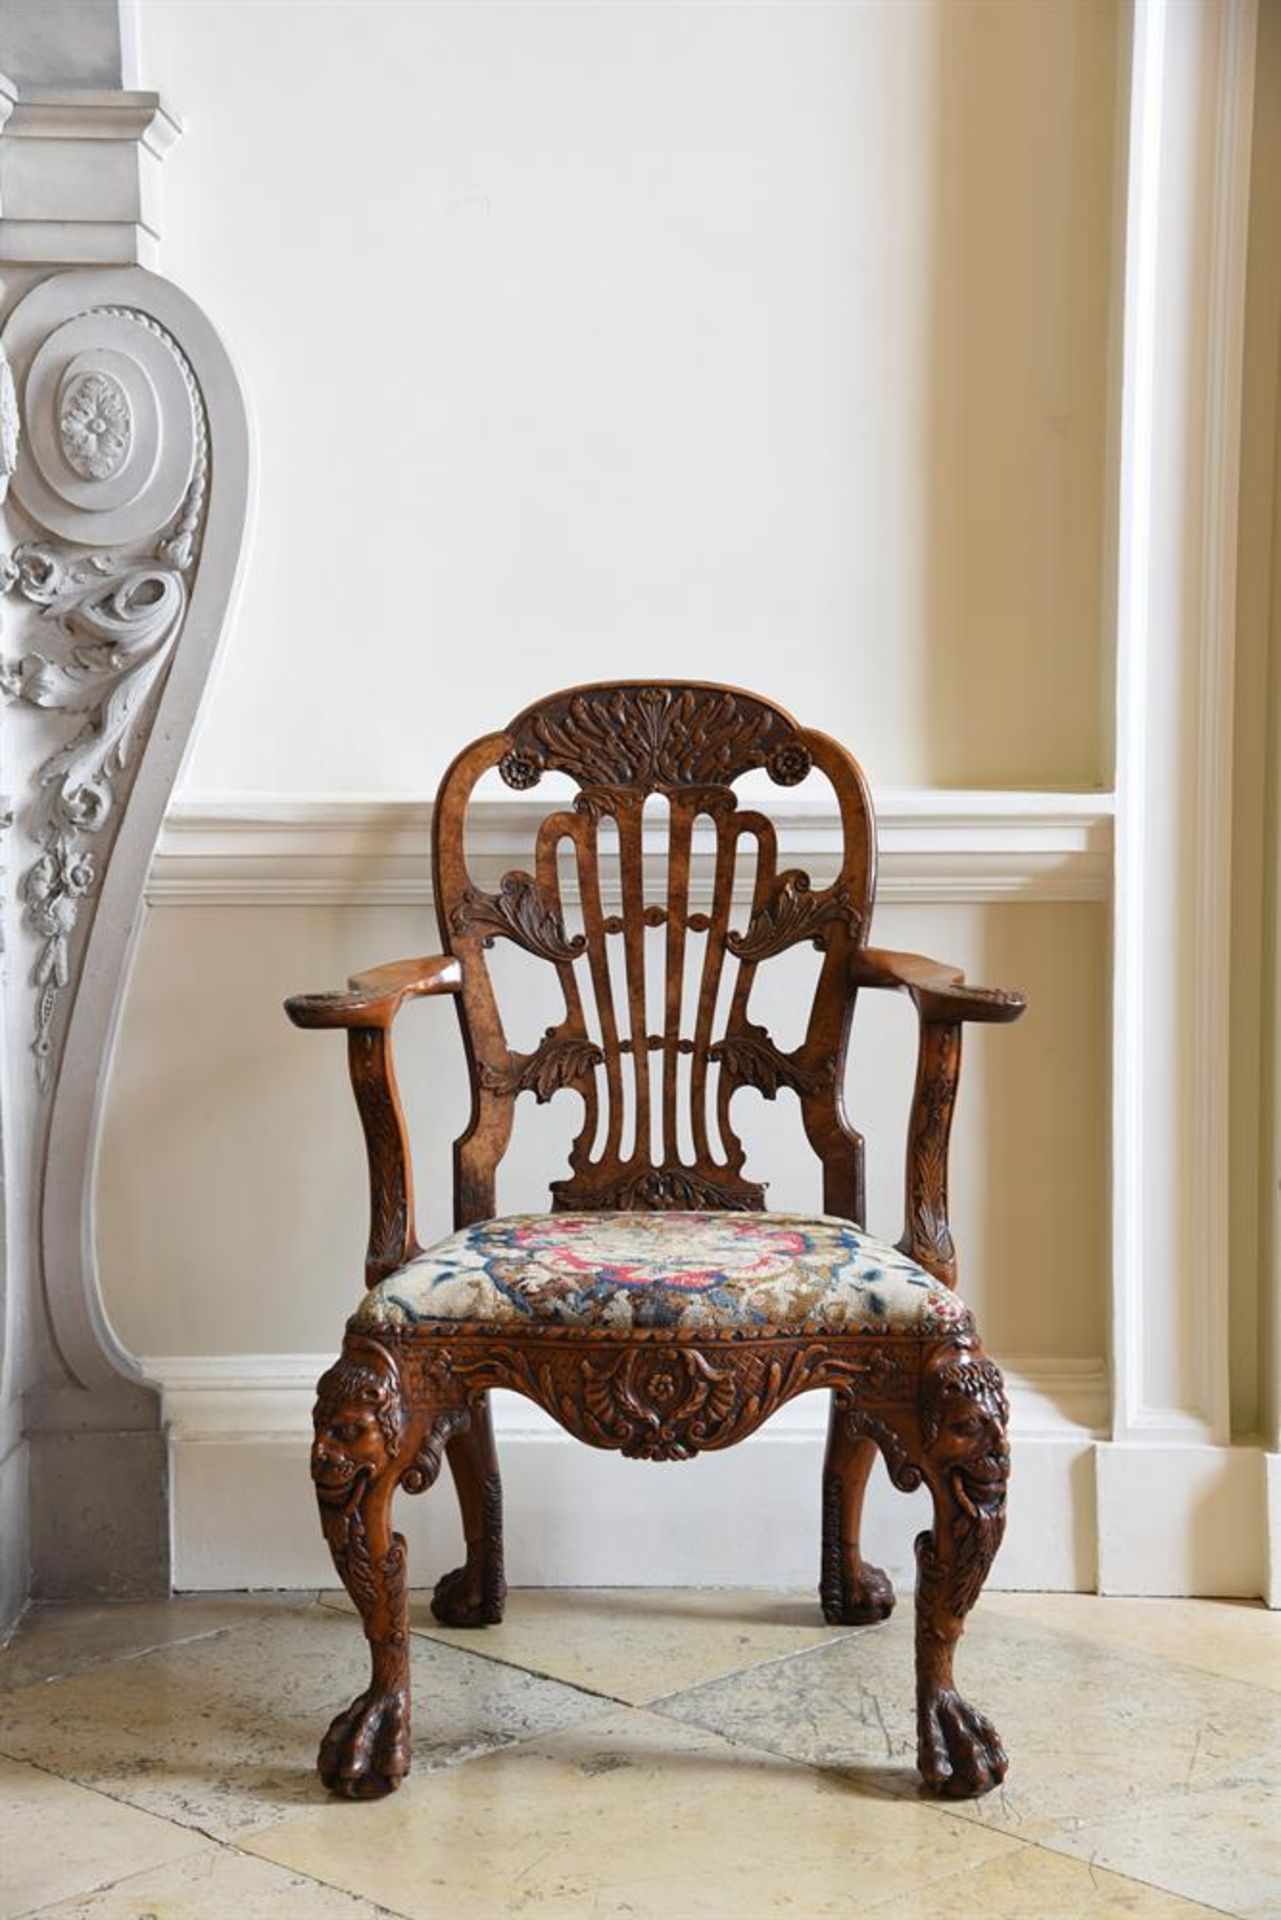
[1110,0,1257,1449]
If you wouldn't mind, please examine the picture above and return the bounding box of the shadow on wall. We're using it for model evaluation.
[924,0,1121,789]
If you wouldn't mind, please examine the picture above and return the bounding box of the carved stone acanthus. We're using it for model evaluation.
[450,871,584,963]
[500,685,812,792]
[551,1162,767,1214]
[709,1027,835,1099]
[0,307,208,1084]
[479,1030,603,1103]
[729,873,862,963]
[58,369,132,480]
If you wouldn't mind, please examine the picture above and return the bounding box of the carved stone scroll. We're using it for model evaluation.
[0,267,250,1603]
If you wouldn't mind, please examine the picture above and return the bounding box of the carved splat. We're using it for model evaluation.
[433,683,876,1226]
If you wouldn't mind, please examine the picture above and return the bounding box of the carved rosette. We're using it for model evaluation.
[0,302,209,1084]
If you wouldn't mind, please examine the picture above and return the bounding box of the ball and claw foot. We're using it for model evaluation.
[431,1562,506,1629]
[822,1559,896,1626]
[917,1688,1007,1799]
[317,1687,411,1800]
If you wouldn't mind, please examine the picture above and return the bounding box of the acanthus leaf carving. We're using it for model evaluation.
[503,686,811,792]
[450,870,584,964]
[728,872,862,964]
[709,1026,835,1100]
[479,1029,603,1103]
[550,1162,767,1213]
[421,1334,918,1461]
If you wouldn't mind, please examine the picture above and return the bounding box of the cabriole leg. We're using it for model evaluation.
[311,1336,467,1799]
[433,1390,507,1627]
[820,1396,895,1624]
[913,1349,1010,1798]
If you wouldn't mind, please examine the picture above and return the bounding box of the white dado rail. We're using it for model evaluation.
[148,789,1114,907]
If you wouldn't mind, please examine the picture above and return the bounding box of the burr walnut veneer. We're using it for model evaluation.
[287,681,1026,1802]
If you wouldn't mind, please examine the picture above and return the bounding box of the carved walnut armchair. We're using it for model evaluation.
[287,681,1025,1802]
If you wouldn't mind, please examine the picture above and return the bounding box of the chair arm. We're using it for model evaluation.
[285,953,462,1030]
[849,948,1026,1289]
[283,954,462,1289]
[849,948,1026,1026]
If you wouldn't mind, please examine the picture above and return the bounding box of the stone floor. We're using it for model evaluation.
[1,1587,1277,1918]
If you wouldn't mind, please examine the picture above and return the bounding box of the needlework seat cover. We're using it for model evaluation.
[354,1212,969,1336]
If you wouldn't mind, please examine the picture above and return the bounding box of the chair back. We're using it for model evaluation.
[434,681,876,1225]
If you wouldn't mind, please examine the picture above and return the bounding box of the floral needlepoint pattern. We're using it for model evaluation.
[356,1211,969,1334]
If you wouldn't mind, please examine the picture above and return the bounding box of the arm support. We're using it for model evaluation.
[285,952,462,1030]
[285,954,463,1287]
[849,948,1026,1287]
[848,948,1026,1026]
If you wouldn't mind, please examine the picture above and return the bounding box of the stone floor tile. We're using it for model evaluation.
[1032,1776,1280,1920]
[987,1592,1281,1695]
[655,1604,1280,1915]
[244,1704,1022,1919]
[862,1841,1229,1918]
[0,1597,607,1842]
[0,1754,209,1917]
[362,1584,864,1704]
[656,1606,1277,1798]
[0,1593,303,1694]
[23,1845,408,1919]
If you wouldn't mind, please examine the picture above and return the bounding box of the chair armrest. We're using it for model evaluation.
[849,949,1026,1289]
[849,948,1026,1026]
[285,953,462,1030]
[283,953,462,1289]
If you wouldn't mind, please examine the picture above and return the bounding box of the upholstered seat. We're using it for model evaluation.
[355,1211,972,1336]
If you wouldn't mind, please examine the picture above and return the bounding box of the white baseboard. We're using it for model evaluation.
[1092,1439,1275,1599]
[150,1352,1105,1594]
[150,1352,1279,1601]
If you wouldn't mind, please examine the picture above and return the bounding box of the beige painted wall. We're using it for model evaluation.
[98,896,1107,1365]
[96,2,1122,1396]
[137,0,1120,793]
[1230,0,1281,1443]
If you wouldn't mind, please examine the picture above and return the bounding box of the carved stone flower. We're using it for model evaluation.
[499,748,543,791]
[25,852,60,906]
[59,371,132,482]
[62,849,96,896]
[767,740,813,786]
